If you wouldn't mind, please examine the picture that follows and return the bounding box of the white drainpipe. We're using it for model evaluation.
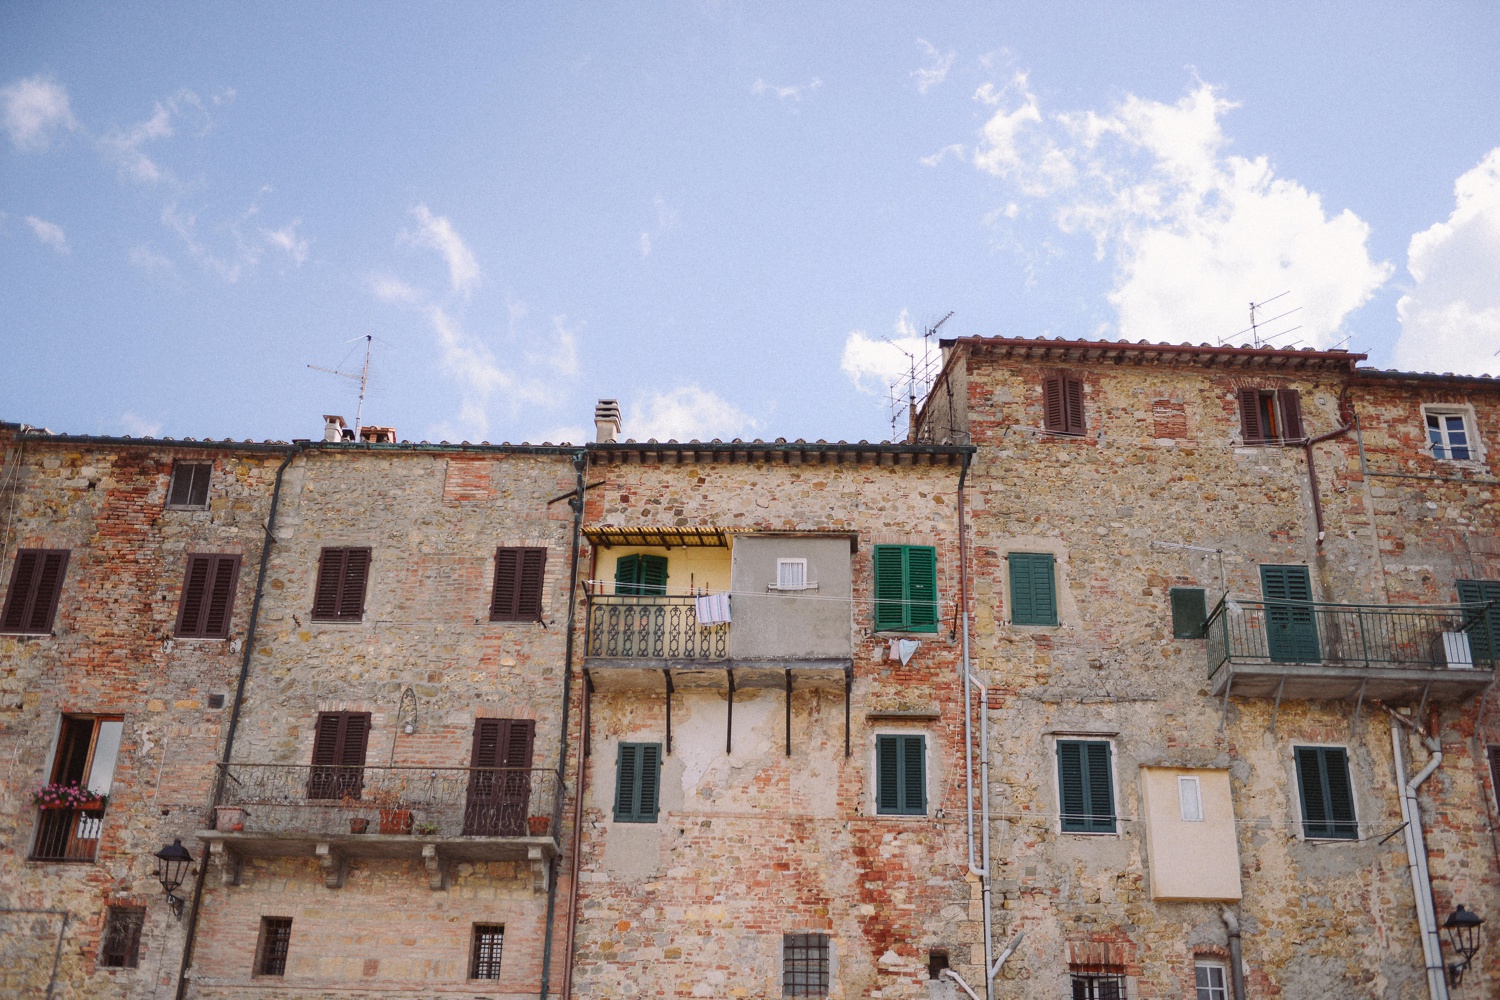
[1391,719,1448,1000]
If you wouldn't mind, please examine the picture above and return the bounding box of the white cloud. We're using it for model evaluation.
[127,243,178,280]
[24,215,68,254]
[1392,148,1500,375]
[968,79,1390,346]
[119,411,162,437]
[840,310,927,395]
[99,91,209,185]
[526,315,580,377]
[370,274,420,304]
[626,387,758,442]
[406,204,481,297]
[920,143,966,168]
[1,75,78,151]
[639,194,679,258]
[912,39,955,94]
[263,219,309,266]
[751,76,823,102]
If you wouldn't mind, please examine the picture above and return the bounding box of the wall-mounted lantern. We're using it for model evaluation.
[154,838,193,919]
[1443,904,1484,987]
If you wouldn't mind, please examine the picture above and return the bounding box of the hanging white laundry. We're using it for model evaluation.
[695,592,731,625]
[891,639,920,665]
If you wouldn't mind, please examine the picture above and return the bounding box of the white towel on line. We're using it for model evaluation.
[695,593,732,625]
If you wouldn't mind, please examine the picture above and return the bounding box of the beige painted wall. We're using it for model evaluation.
[1140,766,1241,902]
[594,544,730,594]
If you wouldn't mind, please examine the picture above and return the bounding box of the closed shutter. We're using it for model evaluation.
[1064,376,1085,435]
[1170,587,1208,638]
[1009,552,1058,626]
[176,555,240,638]
[465,718,535,835]
[640,555,668,595]
[167,462,212,508]
[307,712,370,799]
[876,735,901,813]
[614,554,668,596]
[873,546,906,631]
[1,549,69,634]
[1261,564,1320,662]
[873,546,939,633]
[312,547,372,621]
[491,548,547,621]
[906,548,938,631]
[1278,389,1304,440]
[1044,374,1065,432]
[1458,580,1500,662]
[875,734,926,815]
[1295,745,1357,839]
[1238,388,1264,443]
[1058,739,1114,832]
[1488,746,1500,812]
[614,742,661,822]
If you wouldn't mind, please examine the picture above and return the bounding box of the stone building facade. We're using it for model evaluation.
[913,336,1500,1000]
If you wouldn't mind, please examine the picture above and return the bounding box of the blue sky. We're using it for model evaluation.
[3,3,1498,445]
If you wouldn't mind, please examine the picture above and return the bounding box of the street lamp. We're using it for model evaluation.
[154,838,193,919]
[1443,904,1484,988]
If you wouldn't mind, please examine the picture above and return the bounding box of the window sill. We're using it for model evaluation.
[309,617,365,624]
[163,505,211,512]
[488,617,545,624]
[0,630,53,637]
[172,634,230,641]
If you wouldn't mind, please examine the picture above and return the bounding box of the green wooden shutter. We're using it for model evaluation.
[1296,746,1356,839]
[906,548,938,632]
[638,744,661,821]
[1058,740,1113,832]
[1170,587,1208,638]
[640,555,668,596]
[613,743,638,818]
[1010,553,1058,626]
[1057,741,1088,832]
[615,554,641,595]
[1458,580,1500,662]
[614,742,661,822]
[900,735,926,814]
[875,735,926,815]
[1083,741,1115,832]
[1261,564,1319,663]
[876,735,901,812]
[873,546,907,631]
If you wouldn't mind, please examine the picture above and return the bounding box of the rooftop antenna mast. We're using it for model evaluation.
[308,334,373,439]
[1221,292,1303,349]
[886,311,953,441]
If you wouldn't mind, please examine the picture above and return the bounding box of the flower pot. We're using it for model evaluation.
[378,808,413,835]
[527,816,550,837]
[349,817,369,834]
[215,806,247,832]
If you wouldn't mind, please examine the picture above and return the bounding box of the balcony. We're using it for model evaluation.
[200,764,561,890]
[1205,597,1496,704]
[30,805,105,862]
[586,594,729,662]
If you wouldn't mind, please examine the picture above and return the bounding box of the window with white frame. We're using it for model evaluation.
[1178,775,1203,822]
[1423,405,1482,462]
[774,558,810,591]
[1195,960,1229,1000]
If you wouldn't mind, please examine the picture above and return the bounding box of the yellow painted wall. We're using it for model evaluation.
[594,544,732,595]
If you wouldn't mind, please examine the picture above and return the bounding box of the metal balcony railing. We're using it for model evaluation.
[585,594,729,660]
[215,764,562,839]
[1204,597,1498,676]
[31,805,105,862]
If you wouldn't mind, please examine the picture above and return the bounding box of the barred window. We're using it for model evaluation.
[783,933,830,996]
[255,917,292,976]
[1071,972,1126,1000]
[98,905,145,968]
[471,924,504,979]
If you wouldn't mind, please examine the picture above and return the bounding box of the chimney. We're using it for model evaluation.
[323,415,348,443]
[359,425,397,444]
[594,399,621,443]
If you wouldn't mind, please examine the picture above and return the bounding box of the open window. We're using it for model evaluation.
[33,715,122,861]
[1237,388,1303,444]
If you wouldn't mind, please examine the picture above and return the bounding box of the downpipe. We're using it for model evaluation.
[1391,719,1448,1000]
[1221,908,1247,1000]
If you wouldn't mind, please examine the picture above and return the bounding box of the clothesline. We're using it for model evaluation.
[582,580,949,608]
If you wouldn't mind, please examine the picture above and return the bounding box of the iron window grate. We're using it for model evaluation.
[471,924,504,979]
[255,917,292,976]
[98,906,145,968]
[783,933,830,996]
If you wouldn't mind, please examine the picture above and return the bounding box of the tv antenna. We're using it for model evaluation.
[308,334,373,439]
[1221,292,1303,349]
[886,311,953,440]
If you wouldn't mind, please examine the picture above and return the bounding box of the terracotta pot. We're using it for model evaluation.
[527,816,550,836]
[215,806,247,832]
[349,817,369,834]
[378,808,413,835]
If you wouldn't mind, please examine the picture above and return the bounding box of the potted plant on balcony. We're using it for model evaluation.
[339,791,369,834]
[372,782,413,835]
[527,815,551,837]
[33,782,106,811]
[214,804,248,832]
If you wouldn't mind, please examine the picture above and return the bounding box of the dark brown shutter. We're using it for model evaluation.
[312,549,345,618]
[338,548,370,618]
[312,547,371,621]
[2,549,69,634]
[1489,746,1500,812]
[465,718,535,835]
[177,555,241,638]
[203,556,240,636]
[1238,388,1264,443]
[1043,374,1065,432]
[518,549,545,618]
[491,548,547,621]
[1,550,39,632]
[177,556,211,635]
[491,549,519,618]
[1063,376,1085,435]
[307,711,369,799]
[29,551,67,633]
[1278,389,1304,441]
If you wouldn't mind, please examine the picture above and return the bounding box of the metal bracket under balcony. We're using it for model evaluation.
[1205,597,1497,707]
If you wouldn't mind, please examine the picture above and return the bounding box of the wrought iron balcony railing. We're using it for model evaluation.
[1204,597,1498,675]
[215,764,562,840]
[31,805,106,862]
[586,594,729,660]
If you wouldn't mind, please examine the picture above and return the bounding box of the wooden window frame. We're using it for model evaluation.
[311,547,371,622]
[875,733,927,816]
[1294,745,1358,840]
[165,462,213,509]
[872,545,938,633]
[98,905,146,968]
[1070,973,1127,1000]
[782,932,830,997]
[1,548,69,635]
[254,917,293,977]
[1043,372,1086,436]
[1170,587,1208,639]
[1008,552,1059,627]
[1056,738,1116,834]
[490,547,547,622]
[613,742,662,823]
[1422,404,1484,463]
[1237,387,1304,445]
[174,554,241,638]
[470,924,505,980]
[1194,960,1230,1000]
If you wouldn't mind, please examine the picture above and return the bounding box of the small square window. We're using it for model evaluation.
[1195,961,1229,1000]
[1170,587,1208,638]
[1009,552,1058,626]
[1178,775,1203,822]
[782,933,830,997]
[166,462,212,509]
[1423,406,1481,462]
[1070,972,1126,999]
[98,905,145,968]
[254,917,293,976]
[776,558,808,590]
[470,924,504,979]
